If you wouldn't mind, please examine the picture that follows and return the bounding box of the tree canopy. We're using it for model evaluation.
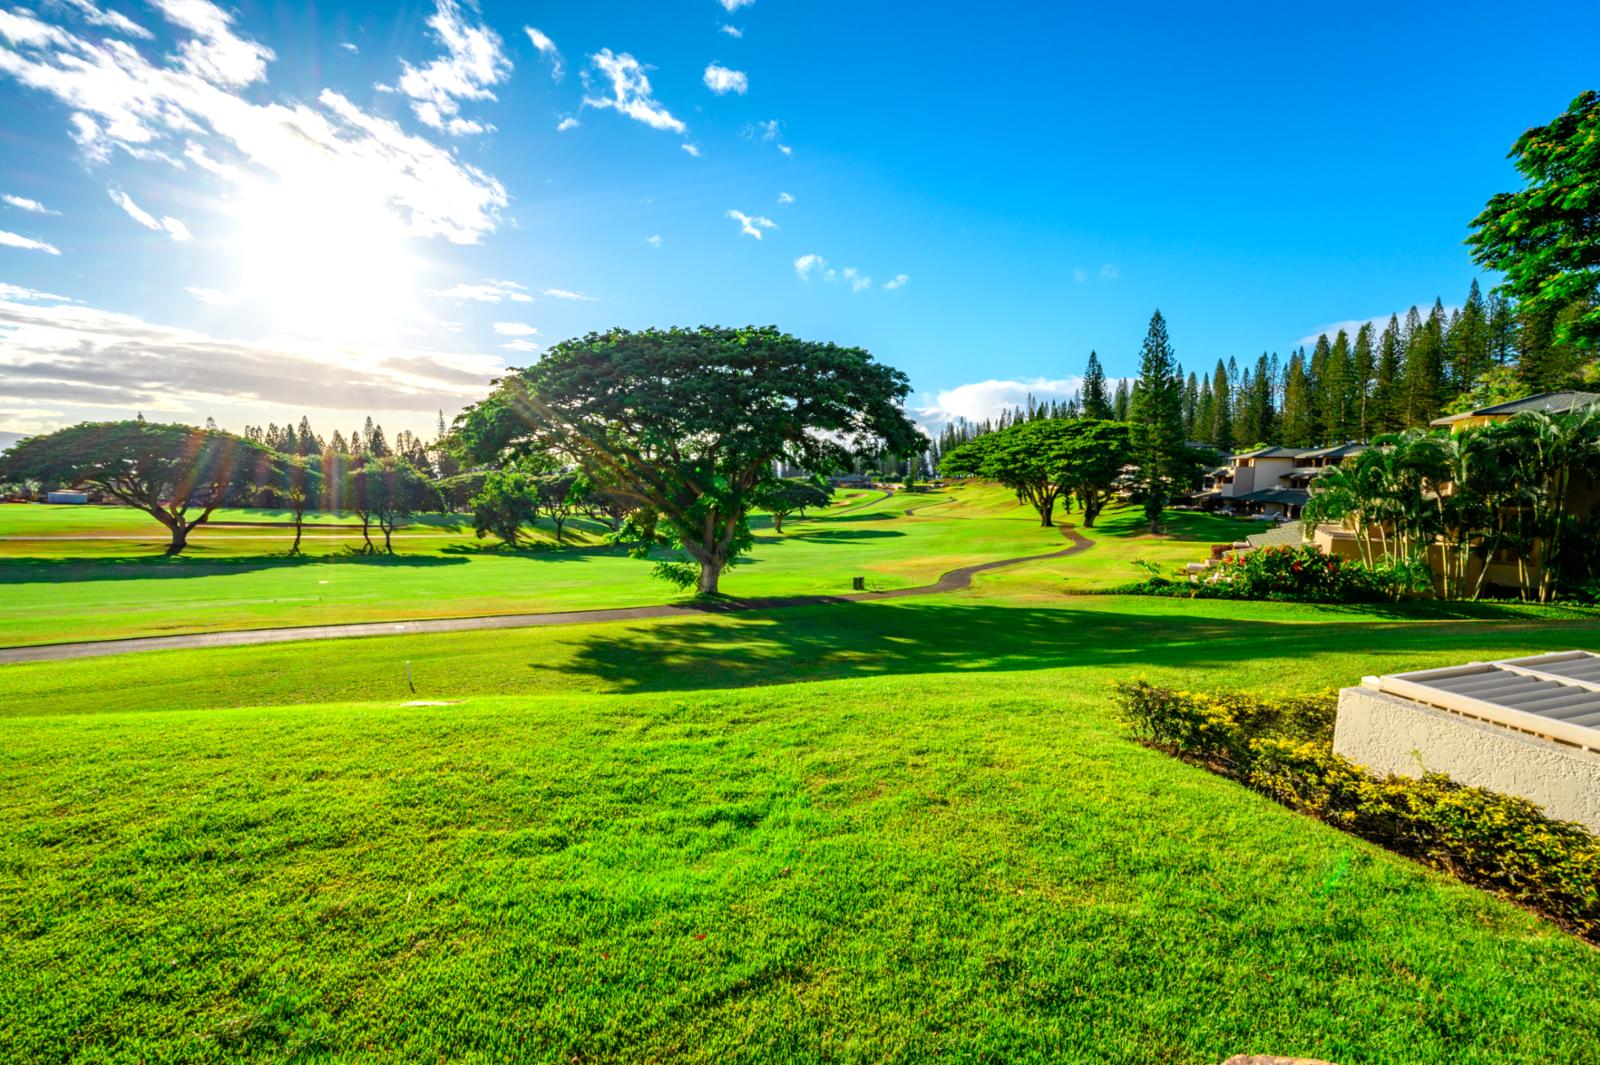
[939,417,1131,528]
[1129,310,1186,532]
[453,326,920,594]
[0,420,277,554]
[1469,90,1600,353]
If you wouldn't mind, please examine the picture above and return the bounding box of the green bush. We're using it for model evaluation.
[1116,681,1600,938]
[1123,544,1429,603]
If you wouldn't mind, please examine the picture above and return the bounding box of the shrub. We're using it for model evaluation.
[1116,681,1600,938]
[1121,544,1428,603]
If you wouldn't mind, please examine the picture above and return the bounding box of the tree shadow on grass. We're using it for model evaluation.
[766,529,907,542]
[0,552,472,584]
[525,598,1600,695]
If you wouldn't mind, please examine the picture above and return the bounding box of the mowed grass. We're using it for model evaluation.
[5,631,1600,1063]
[0,487,1085,647]
[6,491,1600,1062]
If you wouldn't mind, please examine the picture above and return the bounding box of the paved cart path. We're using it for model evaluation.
[0,525,1092,664]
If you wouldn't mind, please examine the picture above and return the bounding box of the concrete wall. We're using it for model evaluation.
[1334,685,1600,833]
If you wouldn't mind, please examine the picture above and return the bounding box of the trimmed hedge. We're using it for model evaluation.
[1116,681,1600,939]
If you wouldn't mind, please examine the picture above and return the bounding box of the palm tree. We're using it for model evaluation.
[1505,406,1600,602]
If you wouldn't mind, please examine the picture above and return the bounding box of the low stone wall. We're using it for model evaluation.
[1334,685,1600,832]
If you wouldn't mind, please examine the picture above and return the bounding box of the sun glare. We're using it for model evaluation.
[233,176,421,343]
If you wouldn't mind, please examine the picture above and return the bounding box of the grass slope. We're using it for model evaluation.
[4,672,1598,1064]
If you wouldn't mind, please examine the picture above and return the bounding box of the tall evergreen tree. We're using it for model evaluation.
[1195,376,1215,445]
[1182,371,1199,438]
[1306,334,1331,443]
[1129,310,1186,532]
[1280,351,1312,447]
[1351,324,1376,439]
[1402,300,1449,426]
[1209,359,1233,451]
[1082,351,1113,419]
[1448,279,1492,391]
[1322,330,1354,442]
[1373,315,1404,432]
[1112,378,1131,421]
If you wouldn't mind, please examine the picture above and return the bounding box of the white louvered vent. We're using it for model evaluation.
[1366,651,1600,752]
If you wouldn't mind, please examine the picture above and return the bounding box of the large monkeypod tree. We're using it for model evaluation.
[0,420,277,555]
[454,326,920,595]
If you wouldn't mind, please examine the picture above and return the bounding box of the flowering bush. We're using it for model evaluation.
[1117,681,1600,938]
[1123,543,1428,603]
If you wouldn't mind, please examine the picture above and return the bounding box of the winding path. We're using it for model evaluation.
[0,525,1093,665]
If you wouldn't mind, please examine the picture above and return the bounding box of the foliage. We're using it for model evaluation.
[1302,408,1600,602]
[1469,90,1600,353]
[1129,310,1186,532]
[755,478,833,533]
[1117,681,1600,939]
[939,418,1131,527]
[453,326,920,594]
[470,467,541,547]
[1128,544,1423,603]
[346,457,442,554]
[0,420,278,554]
[275,456,323,555]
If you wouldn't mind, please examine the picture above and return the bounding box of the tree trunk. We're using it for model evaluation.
[165,522,189,556]
[360,516,375,554]
[1039,495,1055,527]
[291,516,304,555]
[773,511,785,534]
[382,520,395,554]
[697,556,722,596]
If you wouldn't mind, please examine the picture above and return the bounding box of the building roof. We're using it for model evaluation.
[1298,442,1367,460]
[1430,391,1600,426]
[1233,446,1307,461]
[1285,466,1327,479]
[1245,521,1304,550]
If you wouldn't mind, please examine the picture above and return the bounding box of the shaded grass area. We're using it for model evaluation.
[7,593,1599,718]
[0,486,1060,646]
[3,672,1598,1064]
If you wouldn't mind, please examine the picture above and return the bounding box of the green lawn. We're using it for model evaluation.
[0,486,1076,646]
[5,488,1600,1063]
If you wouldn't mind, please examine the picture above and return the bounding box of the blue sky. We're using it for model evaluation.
[0,0,1593,443]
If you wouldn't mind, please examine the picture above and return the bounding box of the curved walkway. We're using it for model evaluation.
[0,526,1093,665]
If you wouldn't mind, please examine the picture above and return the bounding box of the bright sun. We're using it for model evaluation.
[233,176,422,343]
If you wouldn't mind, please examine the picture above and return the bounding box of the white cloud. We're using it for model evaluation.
[884,274,909,290]
[727,209,775,240]
[107,186,191,241]
[0,3,508,244]
[0,230,62,254]
[795,254,889,293]
[1295,308,1459,349]
[841,266,871,292]
[388,0,511,136]
[149,0,275,87]
[779,144,793,157]
[744,118,791,155]
[915,376,1088,431]
[582,49,685,134]
[681,143,701,157]
[1099,263,1119,280]
[340,41,359,54]
[433,279,533,303]
[3,194,57,214]
[719,0,755,10]
[0,282,73,302]
[0,294,505,416]
[544,288,597,302]
[499,338,540,353]
[646,233,662,247]
[777,191,794,205]
[523,26,563,81]
[703,62,747,95]
[184,286,234,304]
[57,0,153,40]
[793,253,825,280]
[493,321,537,336]
[719,24,743,38]
[557,116,579,132]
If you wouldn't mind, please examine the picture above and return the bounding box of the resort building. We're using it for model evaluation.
[1429,390,1599,433]
[1195,443,1365,520]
